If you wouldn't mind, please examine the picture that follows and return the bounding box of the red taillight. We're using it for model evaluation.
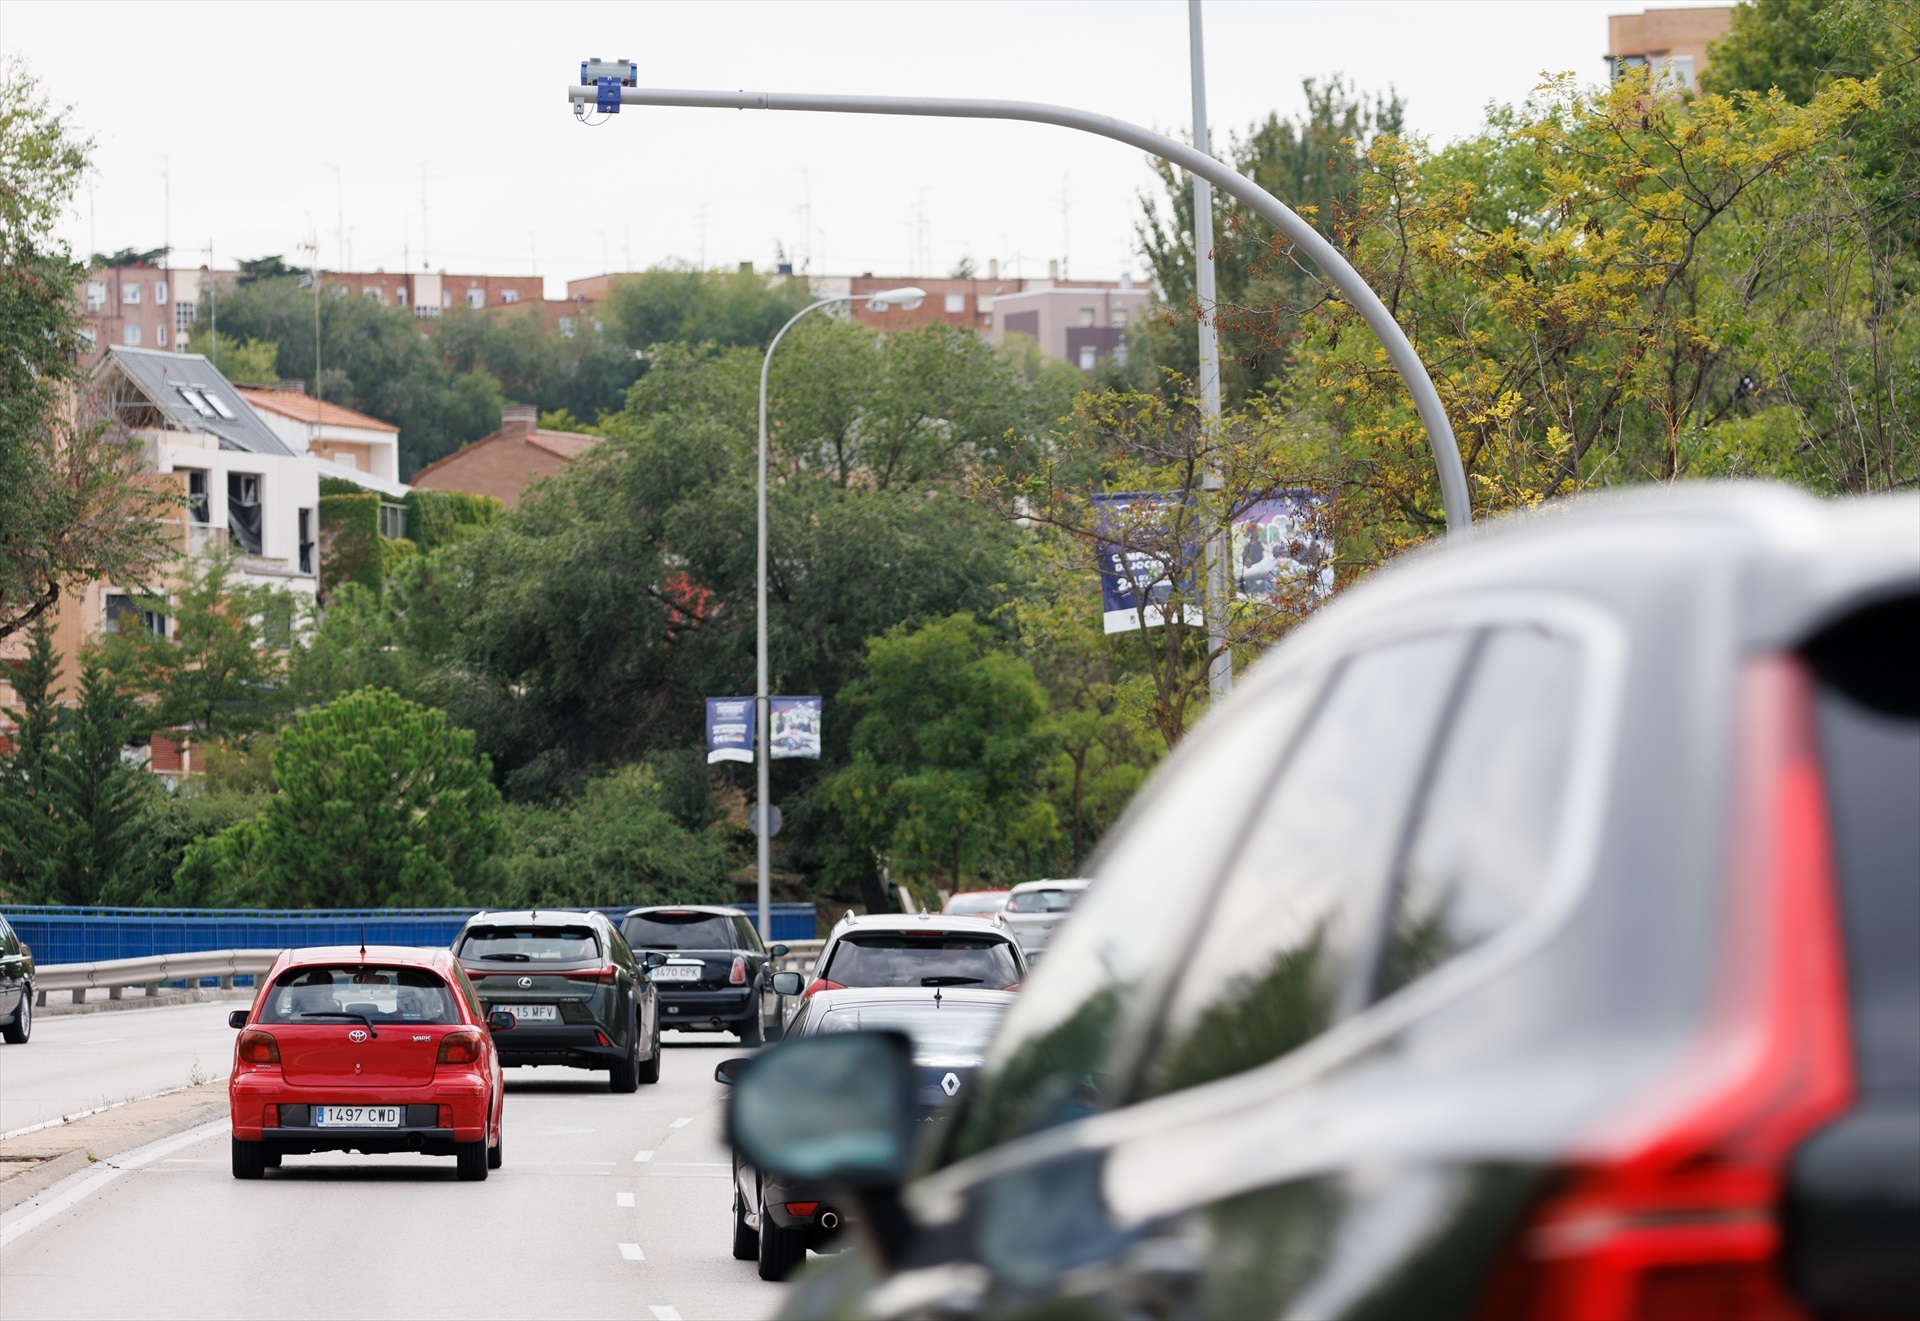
[437,1029,484,1065]
[729,955,748,985]
[237,1029,280,1065]
[785,1201,820,1217]
[1004,983,1021,992]
[565,965,620,984]
[801,978,845,999]
[1478,656,1852,1321]
[262,1104,279,1128]
[438,1105,453,1129]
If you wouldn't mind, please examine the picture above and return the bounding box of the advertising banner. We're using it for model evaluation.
[1231,491,1334,602]
[769,696,822,760]
[705,697,755,765]
[1092,492,1204,635]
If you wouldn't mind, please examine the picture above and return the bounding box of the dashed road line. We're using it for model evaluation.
[669,1116,692,1128]
[633,1149,654,1162]
[618,1242,647,1261]
[648,1307,683,1320]
[616,1192,635,1207]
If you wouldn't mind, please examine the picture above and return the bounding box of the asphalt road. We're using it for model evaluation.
[0,1018,786,1321]
[2,999,242,1136]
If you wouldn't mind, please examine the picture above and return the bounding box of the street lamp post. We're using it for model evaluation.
[754,288,926,942]
[567,80,1473,537]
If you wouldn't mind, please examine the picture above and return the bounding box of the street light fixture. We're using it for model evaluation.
[752,287,925,942]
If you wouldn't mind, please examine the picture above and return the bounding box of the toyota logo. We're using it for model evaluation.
[348,1029,369,1043]
[517,976,533,989]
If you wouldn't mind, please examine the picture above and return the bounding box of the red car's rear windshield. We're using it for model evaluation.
[824,934,1020,989]
[458,925,602,965]
[258,965,462,1026]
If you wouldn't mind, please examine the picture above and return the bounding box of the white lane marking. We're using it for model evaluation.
[0,1119,225,1248]
[633,1149,654,1162]
[618,1242,646,1261]
[0,1082,217,1143]
[616,1192,635,1207]
[669,1117,692,1128]
[649,1308,683,1320]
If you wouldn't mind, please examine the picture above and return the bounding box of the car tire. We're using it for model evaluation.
[231,1137,266,1180]
[456,1139,489,1181]
[609,1031,641,1094]
[263,1150,283,1169]
[739,1010,765,1048]
[636,1029,660,1085]
[2,990,30,1044]
[732,1187,758,1261]
[757,1194,808,1282]
[488,1121,503,1170]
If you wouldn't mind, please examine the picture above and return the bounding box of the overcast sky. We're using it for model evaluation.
[7,1,1675,297]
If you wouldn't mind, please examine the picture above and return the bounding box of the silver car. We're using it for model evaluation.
[998,879,1090,960]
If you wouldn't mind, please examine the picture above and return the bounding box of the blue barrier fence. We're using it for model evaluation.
[4,903,818,966]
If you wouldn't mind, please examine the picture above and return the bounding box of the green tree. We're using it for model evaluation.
[183,330,280,385]
[102,785,270,906]
[182,688,503,907]
[434,307,642,427]
[823,614,1058,901]
[601,265,814,352]
[43,658,149,904]
[0,621,66,900]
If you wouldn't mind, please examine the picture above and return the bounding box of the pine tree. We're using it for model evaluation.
[0,622,67,900]
[46,656,147,904]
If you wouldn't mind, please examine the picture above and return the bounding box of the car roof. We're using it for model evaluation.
[830,913,1017,938]
[464,909,610,927]
[622,905,746,918]
[947,889,1010,897]
[803,986,1019,1013]
[272,945,454,971]
[1008,879,1091,892]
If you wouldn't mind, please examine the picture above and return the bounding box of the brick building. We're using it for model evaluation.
[321,270,546,318]
[76,263,237,358]
[407,405,598,509]
[1606,5,1734,90]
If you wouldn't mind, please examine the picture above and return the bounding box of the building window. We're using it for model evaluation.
[1112,309,1129,328]
[298,508,315,575]
[395,287,408,307]
[378,503,408,540]
[364,287,384,303]
[155,281,168,303]
[175,301,195,335]
[86,282,107,311]
[1079,306,1097,327]
[501,289,520,304]
[1609,54,1648,83]
[1660,54,1697,90]
[182,469,210,524]
[466,288,485,309]
[1078,346,1098,370]
[441,289,453,309]
[104,594,168,637]
[228,473,263,555]
[157,324,170,347]
[124,324,141,346]
[944,292,966,314]
[122,282,141,306]
[558,316,577,339]
[178,385,215,417]
[78,327,96,349]
[205,391,237,420]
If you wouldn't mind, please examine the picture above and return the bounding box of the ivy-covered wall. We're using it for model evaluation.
[405,489,501,553]
[316,482,501,601]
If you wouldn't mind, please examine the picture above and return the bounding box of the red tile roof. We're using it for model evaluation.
[237,388,400,433]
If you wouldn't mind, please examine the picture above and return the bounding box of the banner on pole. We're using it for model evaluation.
[1092,492,1204,635]
[1231,491,1333,602]
[705,697,755,765]
[769,696,822,760]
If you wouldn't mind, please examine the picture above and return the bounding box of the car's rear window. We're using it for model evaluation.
[813,1000,1009,1058]
[457,925,601,964]
[823,933,1021,989]
[946,892,1008,916]
[623,911,737,950]
[1806,593,1920,1092]
[259,966,461,1026]
[1006,888,1079,914]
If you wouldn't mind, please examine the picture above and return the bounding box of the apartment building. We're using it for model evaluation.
[76,263,237,358]
[988,275,1155,370]
[321,269,546,318]
[1606,5,1734,90]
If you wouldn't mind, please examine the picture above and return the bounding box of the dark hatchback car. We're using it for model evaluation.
[453,910,662,1091]
[729,486,1919,1321]
[0,915,35,1045]
[621,906,788,1045]
[720,987,1016,1282]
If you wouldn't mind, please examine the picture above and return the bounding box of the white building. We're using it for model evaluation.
[237,383,407,494]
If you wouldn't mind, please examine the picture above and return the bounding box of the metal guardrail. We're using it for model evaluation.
[35,949,281,1005]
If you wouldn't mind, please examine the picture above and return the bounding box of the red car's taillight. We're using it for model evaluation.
[802,978,845,999]
[437,1029,484,1065]
[565,965,619,984]
[730,956,748,985]
[1477,656,1852,1321]
[237,1029,280,1065]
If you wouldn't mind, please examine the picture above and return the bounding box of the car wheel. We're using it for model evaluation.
[455,1139,489,1181]
[732,1186,758,1261]
[636,1028,661,1084]
[757,1193,807,1282]
[2,989,30,1044]
[488,1121,503,1170]
[609,1029,641,1093]
[739,1010,765,1048]
[231,1137,266,1180]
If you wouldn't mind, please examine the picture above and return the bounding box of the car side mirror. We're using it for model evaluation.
[769,970,803,996]
[488,1011,517,1032]
[228,1010,249,1029]
[644,951,668,969]
[769,943,790,958]
[714,1057,751,1086]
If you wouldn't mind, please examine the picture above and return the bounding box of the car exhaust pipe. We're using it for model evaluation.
[710,1018,723,1029]
[819,1210,840,1230]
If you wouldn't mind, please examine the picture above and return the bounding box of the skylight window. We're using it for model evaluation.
[177,386,215,417]
[205,392,237,420]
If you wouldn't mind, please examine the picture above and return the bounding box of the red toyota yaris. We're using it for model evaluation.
[228,945,510,1181]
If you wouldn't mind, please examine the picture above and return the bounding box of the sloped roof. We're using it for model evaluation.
[104,347,296,457]
[236,388,400,433]
[525,430,598,460]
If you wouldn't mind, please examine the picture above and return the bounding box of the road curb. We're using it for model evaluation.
[37,986,253,1017]
[0,1092,228,1213]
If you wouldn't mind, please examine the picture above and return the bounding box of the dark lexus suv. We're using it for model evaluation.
[454,910,662,1091]
[621,906,788,1045]
[725,485,1919,1321]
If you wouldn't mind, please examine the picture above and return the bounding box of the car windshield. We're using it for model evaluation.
[1007,888,1080,914]
[946,892,1008,916]
[823,934,1021,989]
[457,925,600,963]
[258,966,461,1025]
[623,912,736,950]
[813,1000,1009,1058]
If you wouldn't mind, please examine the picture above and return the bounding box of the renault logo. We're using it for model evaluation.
[518,976,533,989]
[941,1072,961,1097]
[348,1029,369,1043]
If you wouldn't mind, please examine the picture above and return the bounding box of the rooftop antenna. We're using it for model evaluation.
[359,924,367,964]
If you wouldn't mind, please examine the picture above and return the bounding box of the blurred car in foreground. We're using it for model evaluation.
[997,879,1089,960]
[454,910,661,1090]
[725,486,1920,1320]
[941,889,1011,918]
[720,987,1015,1281]
[228,946,508,1180]
[620,905,789,1044]
[803,913,1027,999]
